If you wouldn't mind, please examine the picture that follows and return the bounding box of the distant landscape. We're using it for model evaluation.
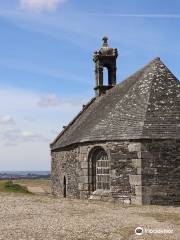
[0,171,50,180]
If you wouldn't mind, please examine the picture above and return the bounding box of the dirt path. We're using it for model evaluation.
[0,193,179,240]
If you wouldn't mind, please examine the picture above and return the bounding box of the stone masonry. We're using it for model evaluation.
[51,140,180,205]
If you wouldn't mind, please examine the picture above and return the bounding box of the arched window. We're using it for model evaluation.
[89,147,110,191]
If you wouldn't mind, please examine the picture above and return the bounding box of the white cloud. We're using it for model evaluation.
[38,94,61,107]
[22,130,34,137]
[0,115,15,125]
[19,0,66,12]
[0,127,50,145]
[37,93,88,108]
[24,116,37,122]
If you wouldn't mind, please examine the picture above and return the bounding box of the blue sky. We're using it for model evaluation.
[0,0,180,170]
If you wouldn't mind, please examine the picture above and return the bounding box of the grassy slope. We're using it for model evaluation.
[0,180,31,194]
[14,179,51,193]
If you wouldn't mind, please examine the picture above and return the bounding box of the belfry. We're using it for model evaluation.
[93,37,118,96]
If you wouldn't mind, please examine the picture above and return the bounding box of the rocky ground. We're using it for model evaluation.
[0,192,180,240]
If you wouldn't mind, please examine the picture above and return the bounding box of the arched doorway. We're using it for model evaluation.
[89,147,110,192]
[63,176,66,198]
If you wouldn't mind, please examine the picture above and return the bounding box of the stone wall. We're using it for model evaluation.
[51,146,81,198]
[141,139,180,205]
[51,139,180,205]
[51,141,143,204]
[107,142,142,204]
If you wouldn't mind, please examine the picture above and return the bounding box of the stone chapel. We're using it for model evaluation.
[50,37,180,205]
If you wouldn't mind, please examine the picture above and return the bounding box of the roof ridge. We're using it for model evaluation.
[118,57,161,87]
[103,58,159,137]
[142,58,180,137]
[140,59,162,136]
[151,57,179,83]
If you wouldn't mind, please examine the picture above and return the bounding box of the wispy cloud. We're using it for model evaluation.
[37,94,86,108]
[0,87,87,148]
[0,115,15,125]
[24,116,37,122]
[19,0,66,12]
[0,128,49,146]
[0,57,87,84]
[38,94,61,107]
[94,14,180,19]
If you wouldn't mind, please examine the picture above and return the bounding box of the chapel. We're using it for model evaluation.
[51,37,180,205]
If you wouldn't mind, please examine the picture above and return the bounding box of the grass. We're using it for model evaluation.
[0,180,31,194]
[14,179,51,187]
[14,179,51,193]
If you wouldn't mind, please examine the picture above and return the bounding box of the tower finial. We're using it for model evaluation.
[102,36,109,47]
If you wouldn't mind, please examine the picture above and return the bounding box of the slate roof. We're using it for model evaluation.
[51,58,180,150]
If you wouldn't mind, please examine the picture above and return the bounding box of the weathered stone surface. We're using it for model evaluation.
[141,140,180,205]
[51,146,81,198]
[131,159,141,168]
[128,143,141,152]
[131,195,143,205]
[129,175,141,186]
[81,162,88,168]
[51,139,180,205]
[135,185,142,195]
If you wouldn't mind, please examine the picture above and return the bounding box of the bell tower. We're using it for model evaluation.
[93,37,118,97]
